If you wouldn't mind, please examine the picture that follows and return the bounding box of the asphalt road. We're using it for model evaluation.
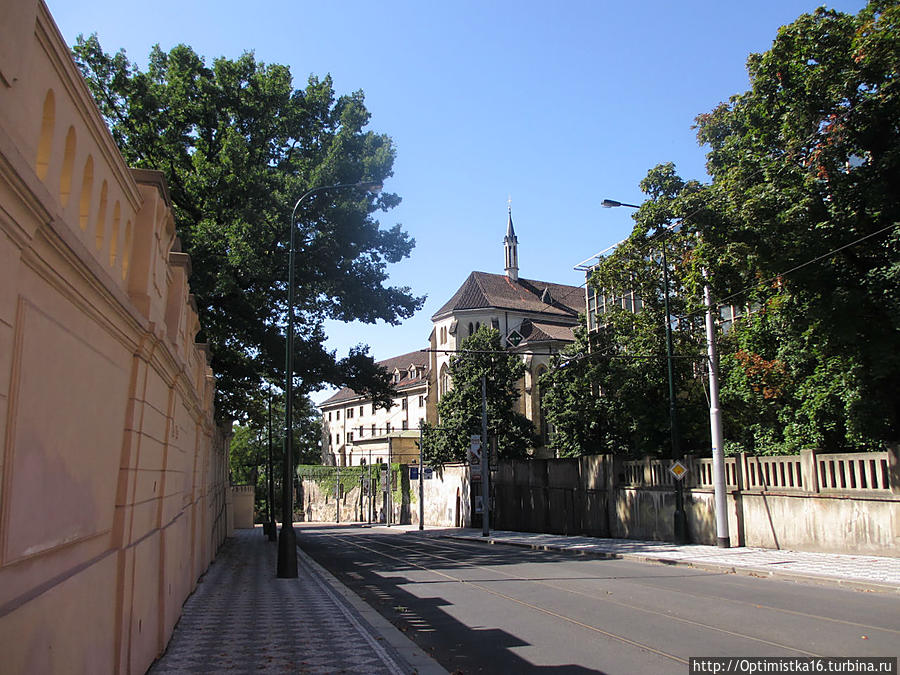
[297,523,899,675]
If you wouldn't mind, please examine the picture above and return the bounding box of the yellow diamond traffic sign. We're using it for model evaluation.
[669,460,688,481]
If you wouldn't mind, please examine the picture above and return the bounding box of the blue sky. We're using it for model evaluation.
[51,0,866,403]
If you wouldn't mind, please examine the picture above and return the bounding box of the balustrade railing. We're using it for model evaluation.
[620,450,893,495]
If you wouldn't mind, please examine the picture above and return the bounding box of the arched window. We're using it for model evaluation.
[468,322,473,337]
[439,363,450,398]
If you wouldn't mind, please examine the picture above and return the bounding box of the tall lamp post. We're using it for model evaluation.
[277,180,382,578]
[601,199,687,544]
[266,385,277,541]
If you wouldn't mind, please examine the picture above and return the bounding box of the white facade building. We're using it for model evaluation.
[320,208,585,463]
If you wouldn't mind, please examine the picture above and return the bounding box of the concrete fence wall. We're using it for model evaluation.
[0,3,231,672]
[294,448,898,555]
[490,448,899,555]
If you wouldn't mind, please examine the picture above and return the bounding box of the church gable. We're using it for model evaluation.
[432,271,582,321]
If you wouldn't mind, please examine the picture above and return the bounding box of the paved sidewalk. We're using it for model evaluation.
[149,527,445,674]
[406,527,900,593]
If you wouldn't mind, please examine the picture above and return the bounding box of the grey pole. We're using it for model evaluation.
[386,437,392,527]
[418,425,425,530]
[335,463,340,524]
[267,385,276,541]
[661,243,687,545]
[704,277,730,547]
[278,180,381,578]
[602,198,686,543]
[481,375,490,537]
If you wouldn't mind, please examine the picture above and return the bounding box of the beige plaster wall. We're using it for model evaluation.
[0,2,230,672]
[232,485,255,529]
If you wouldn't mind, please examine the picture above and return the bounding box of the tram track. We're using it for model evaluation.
[307,530,844,665]
[298,526,899,672]
[359,533,900,638]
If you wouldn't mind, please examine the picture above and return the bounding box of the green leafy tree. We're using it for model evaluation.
[546,2,899,456]
[423,327,536,466]
[72,36,425,422]
[228,390,322,519]
[693,1,900,451]
[542,166,709,458]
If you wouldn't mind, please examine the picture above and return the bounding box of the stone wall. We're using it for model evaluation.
[409,464,472,528]
[298,463,473,528]
[0,2,230,672]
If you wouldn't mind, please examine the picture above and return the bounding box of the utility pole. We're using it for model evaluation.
[481,375,490,537]
[704,277,730,547]
[418,425,425,530]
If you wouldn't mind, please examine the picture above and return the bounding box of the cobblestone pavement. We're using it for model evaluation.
[149,528,416,674]
[417,527,900,592]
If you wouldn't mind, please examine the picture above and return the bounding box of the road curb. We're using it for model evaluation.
[297,546,449,675]
[435,534,900,596]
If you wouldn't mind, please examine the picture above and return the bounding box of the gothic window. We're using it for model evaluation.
[536,366,554,446]
[439,364,450,398]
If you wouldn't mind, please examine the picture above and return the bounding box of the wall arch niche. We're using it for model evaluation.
[36,90,55,180]
[95,180,108,250]
[78,155,93,231]
[59,126,76,207]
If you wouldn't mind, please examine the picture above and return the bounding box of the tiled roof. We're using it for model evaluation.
[517,320,575,345]
[318,349,429,407]
[432,271,584,320]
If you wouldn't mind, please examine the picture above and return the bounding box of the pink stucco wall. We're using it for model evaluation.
[0,2,231,672]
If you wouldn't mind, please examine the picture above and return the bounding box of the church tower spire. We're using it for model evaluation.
[504,201,519,281]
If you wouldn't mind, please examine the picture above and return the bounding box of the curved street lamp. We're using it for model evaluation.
[277,180,383,578]
[602,197,730,548]
[601,198,687,544]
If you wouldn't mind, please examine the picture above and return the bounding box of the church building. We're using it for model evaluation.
[320,208,584,463]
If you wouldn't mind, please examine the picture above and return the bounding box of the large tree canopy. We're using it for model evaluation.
[545,1,899,456]
[693,0,900,451]
[73,36,425,422]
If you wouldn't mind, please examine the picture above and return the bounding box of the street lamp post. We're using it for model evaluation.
[601,199,687,544]
[277,180,382,578]
[266,385,277,541]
